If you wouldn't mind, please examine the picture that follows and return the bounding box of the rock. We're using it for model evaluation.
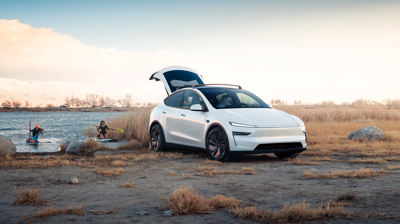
[136,211,149,216]
[69,177,79,184]
[347,126,384,140]
[162,210,172,217]
[0,135,17,155]
[65,141,84,154]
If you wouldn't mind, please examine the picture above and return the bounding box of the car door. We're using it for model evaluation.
[176,90,208,148]
[161,91,184,144]
[149,66,204,95]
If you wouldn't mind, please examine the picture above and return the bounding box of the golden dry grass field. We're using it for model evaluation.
[1,105,400,223]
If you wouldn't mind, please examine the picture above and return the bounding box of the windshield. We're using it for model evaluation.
[164,70,204,93]
[199,88,270,109]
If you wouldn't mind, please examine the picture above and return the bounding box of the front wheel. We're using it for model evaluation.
[150,124,166,152]
[275,152,299,159]
[206,127,230,162]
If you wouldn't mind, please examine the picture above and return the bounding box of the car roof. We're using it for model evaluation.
[177,84,242,91]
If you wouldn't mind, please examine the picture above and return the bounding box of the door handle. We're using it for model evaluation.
[162,111,166,114]
[181,114,186,116]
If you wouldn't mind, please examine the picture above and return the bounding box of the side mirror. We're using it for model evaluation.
[190,104,204,111]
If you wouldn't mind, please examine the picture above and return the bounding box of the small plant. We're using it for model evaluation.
[120,181,134,188]
[12,187,47,206]
[96,168,126,177]
[23,205,83,223]
[166,171,175,176]
[335,192,357,202]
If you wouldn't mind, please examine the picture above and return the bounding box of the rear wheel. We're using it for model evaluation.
[150,124,166,152]
[206,127,230,162]
[275,152,299,159]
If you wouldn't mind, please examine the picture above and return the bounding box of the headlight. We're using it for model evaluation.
[229,122,256,128]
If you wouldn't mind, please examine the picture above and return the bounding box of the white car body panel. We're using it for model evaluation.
[149,66,307,158]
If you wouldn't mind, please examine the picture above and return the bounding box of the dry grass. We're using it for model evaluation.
[302,121,400,158]
[12,187,47,206]
[0,154,78,169]
[181,173,197,179]
[118,139,143,150]
[301,168,387,179]
[335,192,358,202]
[164,186,242,215]
[111,160,128,167]
[96,168,126,177]
[286,158,321,166]
[120,181,134,188]
[231,201,351,223]
[105,108,152,144]
[193,165,254,177]
[166,171,176,176]
[310,157,340,162]
[348,158,388,164]
[386,165,400,170]
[274,105,400,122]
[24,205,83,223]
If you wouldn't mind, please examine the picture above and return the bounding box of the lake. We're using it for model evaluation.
[0,112,127,153]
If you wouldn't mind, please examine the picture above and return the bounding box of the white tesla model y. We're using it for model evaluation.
[148,66,307,161]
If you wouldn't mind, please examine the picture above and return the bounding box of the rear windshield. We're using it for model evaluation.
[199,88,270,109]
[164,70,204,93]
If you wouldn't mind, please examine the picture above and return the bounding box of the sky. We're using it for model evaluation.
[0,0,399,105]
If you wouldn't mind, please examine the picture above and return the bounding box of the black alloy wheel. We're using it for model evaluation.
[206,127,230,162]
[150,124,166,152]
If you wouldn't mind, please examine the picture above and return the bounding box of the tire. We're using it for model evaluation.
[206,127,230,162]
[150,124,166,152]
[275,152,299,159]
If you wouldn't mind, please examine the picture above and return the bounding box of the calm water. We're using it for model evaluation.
[0,112,127,153]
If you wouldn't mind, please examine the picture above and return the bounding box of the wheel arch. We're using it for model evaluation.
[149,120,163,138]
[205,122,228,147]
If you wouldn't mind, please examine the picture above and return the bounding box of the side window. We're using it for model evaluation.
[164,91,184,108]
[181,91,204,110]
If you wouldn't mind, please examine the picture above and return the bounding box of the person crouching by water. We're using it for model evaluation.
[27,124,44,142]
[96,120,113,139]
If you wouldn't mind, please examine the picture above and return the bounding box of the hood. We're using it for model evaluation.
[149,66,204,95]
[217,108,300,127]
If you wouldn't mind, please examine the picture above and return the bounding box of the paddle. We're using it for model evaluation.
[29,121,31,139]
[93,125,124,133]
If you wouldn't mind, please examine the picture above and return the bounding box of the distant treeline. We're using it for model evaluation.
[271,98,400,109]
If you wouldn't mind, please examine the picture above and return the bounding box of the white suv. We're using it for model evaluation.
[149,66,307,161]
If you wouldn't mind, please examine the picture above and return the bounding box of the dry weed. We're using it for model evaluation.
[231,201,351,222]
[194,165,254,177]
[166,171,176,176]
[386,165,400,170]
[120,182,134,188]
[348,158,388,164]
[96,168,126,177]
[118,139,143,150]
[24,205,83,223]
[13,187,47,206]
[335,192,358,202]
[181,173,197,179]
[164,186,242,216]
[301,168,387,179]
[111,160,127,167]
[286,158,321,166]
[310,157,340,162]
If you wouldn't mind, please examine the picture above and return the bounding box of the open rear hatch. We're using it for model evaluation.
[149,66,204,95]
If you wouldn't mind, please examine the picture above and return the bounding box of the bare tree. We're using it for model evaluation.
[2,100,11,108]
[125,94,133,107]
[117,99,124,107]
[99,96,106,107]
[12,100,21,109]
[74,98,81,108]
[64,97,71,108]
[88,94,99,107]
[25,101,29,108]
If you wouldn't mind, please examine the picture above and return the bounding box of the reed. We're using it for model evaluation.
[274,105,400,122]
[13,187,47,206]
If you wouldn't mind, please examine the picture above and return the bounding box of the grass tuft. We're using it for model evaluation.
[24,205,83,223]
[13,187,47,206]
[231,201,351,222]
[301,168,387,179]
[96,168,126,177]
[335,192,358,202]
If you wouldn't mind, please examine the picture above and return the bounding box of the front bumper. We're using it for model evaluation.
[228,125,307,154]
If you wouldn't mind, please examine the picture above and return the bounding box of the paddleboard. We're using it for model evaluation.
[13,141,53,144]
[96,138,118,142]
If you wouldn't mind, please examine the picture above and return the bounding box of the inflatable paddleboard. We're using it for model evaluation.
[96,138,118,142]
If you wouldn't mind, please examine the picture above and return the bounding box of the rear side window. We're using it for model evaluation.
[164,91,184,108]
[181,90,205,110]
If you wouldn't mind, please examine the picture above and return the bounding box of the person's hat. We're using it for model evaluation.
[35,124,39,128]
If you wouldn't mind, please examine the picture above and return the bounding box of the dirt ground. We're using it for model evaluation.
[1,151,399,224]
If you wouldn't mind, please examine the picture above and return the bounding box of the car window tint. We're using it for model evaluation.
[164,70,204,93]
[181,91,204,109]
[199,88,270,109]
[164,91,184,108]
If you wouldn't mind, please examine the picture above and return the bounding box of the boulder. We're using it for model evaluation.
[347,126,384,140]
[69,177,79,184]
[65,141,84,154]
[0,135,17,155]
